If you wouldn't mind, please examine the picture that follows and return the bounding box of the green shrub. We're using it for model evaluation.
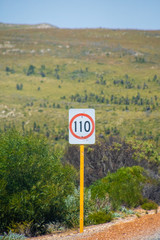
[26,65,35,76]
[90,166,147,210]
[46,222,66,234]
[0,231,26,240]
[119,206,134,215]
[112,212,121,218]
[8,221,33,237]
[64,188,80,227]
[88,211,113,225]
[0,130,77,235]
[141,201,158,211]
[64,188,95,227]
[103,166,147,209]
[89,179,108,200]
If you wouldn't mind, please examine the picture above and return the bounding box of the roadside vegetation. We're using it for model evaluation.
[0,129,159,237]
[0,24,160,237]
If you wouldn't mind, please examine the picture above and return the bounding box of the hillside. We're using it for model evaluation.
[0,24,160,150]
[0,22,58,30]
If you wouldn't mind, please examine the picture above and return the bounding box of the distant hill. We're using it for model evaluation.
[0,22,58,30]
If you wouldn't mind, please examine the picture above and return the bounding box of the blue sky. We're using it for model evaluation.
[0,0,160,30]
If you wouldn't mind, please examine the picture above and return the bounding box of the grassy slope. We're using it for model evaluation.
[0,26,160,148]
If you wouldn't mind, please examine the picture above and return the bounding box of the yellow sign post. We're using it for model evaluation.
[69,109,95,233]
[80,145,84,233]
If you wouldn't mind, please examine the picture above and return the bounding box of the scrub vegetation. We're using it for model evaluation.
[0,24,160,237]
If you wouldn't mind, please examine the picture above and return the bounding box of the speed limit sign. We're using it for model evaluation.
[69,109,95,144]
[69,109,95,233]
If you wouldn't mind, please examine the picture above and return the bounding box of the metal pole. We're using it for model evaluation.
[80,144,84,233]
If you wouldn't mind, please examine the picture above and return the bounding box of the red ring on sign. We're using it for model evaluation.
[69,113,95,139]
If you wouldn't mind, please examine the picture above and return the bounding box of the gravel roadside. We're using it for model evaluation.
[29,207,160,240]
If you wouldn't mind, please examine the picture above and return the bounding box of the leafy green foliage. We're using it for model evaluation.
[8,221,33,237]
[64,188,95,227]
[89,180,108,200]
[141,200,158,211]
[0,130,77,234]
[103,166,147,209]
[63,187,113,227]
[0,231,26,240]
[90,166,147,209]
[88,211,113,225]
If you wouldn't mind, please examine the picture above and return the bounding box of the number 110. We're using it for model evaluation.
[74,121,91,132]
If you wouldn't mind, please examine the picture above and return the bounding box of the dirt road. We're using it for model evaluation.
[29,207,160,240]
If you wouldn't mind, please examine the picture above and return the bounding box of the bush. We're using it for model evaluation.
[141,201,158,211]
[16,83,23,90]
[103,166,147,209]
[0,130,77,235]
[8,221,33,237]
[90,166,147,210]
[26,65,35,76]
[46,222,66,234]
[88,211,113,225]
[64,188,95,227]
[5,66,15,74]
[64,188,80,227]
[64,136,160,187]
[0,231,26,240]
[89,179,108,200]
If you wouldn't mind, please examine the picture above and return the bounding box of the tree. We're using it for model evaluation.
[16,83,23,90]
[153,74,157,81]
[16,83,20,90]
[26,65,35,76]
[40,71,45,77]
[5,66,15,74]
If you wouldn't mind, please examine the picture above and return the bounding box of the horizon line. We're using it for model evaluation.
[0,22,160,31]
